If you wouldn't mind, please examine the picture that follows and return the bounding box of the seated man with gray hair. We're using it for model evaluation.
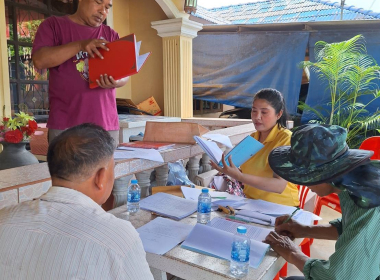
[0,123,153,280]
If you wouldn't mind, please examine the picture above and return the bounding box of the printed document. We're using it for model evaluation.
[209,217,271,241]
[182,222,269,268]
[235,210,276,226]
[181,186,244,201]
[139,192,198,220]
[137,217,193,255]
[114,148,164,162]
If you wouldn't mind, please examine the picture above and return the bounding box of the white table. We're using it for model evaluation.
[109,206,287,280]
[118,115,181,143]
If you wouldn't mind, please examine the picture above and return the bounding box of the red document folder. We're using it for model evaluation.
[88,33,151,89]
[118,141,175,151]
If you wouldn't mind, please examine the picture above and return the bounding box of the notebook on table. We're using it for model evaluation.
[139,192,198,220]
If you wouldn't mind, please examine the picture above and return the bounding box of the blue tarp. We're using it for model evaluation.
[302,31,380,123]
[193,32,310,115]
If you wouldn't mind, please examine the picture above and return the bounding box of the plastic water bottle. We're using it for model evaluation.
[230,226,251,278]
[127,179,140,214]
[197,188,211,224]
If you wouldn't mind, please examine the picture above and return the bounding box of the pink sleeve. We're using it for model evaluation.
[32,17,58,55]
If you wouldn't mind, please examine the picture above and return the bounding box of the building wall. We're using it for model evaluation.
[112,0,132,99]
[113,0,168,113]
[0,0,171,117]
[128,0,167,112]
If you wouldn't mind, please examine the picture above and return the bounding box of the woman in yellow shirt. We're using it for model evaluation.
[211,88,299,206]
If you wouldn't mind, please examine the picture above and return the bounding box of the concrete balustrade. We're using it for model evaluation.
[0,120,255,209]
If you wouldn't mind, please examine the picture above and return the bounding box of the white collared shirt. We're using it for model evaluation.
[0,186,153,280]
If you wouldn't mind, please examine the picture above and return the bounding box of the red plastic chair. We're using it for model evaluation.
[359,136,380,160]
[313,136,380,223]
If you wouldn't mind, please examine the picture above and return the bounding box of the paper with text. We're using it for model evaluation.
[139,192,198,220]
[236,210,276,226]
[202,133,233,148]
[209,217,271,241]
[182,223,269,268]
[114,148,164,162]
[239,199,298,216]
[137,217,193,255]
[181,187,244,202]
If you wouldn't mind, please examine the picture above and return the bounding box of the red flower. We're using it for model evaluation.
[4,130,23,143]
[0,125,4,130]
[3,117,9,122]
[28,120,38,132]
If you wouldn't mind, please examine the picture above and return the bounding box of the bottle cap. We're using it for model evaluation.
[201,188,209,193]
[131,179,138,184]
[237,226,247,234]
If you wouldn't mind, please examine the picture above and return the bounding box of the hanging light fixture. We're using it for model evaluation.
[184,0,197,14]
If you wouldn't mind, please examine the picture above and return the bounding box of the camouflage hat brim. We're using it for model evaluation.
[268,146,373,185]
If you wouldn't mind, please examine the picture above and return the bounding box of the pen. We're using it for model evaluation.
[282,207,300,224]
[225,217,247,224]
[226,215,251,223]
[211,197,227,199]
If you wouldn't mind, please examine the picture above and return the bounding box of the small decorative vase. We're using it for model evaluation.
[0,142,39,170]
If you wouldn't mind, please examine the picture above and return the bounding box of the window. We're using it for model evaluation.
[5,0,78,116]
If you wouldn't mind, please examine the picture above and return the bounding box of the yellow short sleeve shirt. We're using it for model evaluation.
[241,125,300,206]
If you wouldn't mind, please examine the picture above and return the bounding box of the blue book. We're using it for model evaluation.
[194,135,264,167]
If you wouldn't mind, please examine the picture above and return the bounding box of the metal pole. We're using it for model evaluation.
[340,0,345,20]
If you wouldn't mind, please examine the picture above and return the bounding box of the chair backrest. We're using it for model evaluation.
[297,185,310,209]
[359,136,380,160]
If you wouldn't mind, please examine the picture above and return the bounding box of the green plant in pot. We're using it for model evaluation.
[299,34,380,148]
[0,112,39,170]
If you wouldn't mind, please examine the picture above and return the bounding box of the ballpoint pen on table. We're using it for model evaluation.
[226,215,251,223]
[282,207,300,224]
[211,197,227,199]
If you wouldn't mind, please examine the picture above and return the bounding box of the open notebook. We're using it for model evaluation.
[194,135,264,167]
[88,33,151,89]
[139,192,198,220]
[182,217,270,268]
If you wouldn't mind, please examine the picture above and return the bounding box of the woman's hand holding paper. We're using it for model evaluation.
[210,155,243,181]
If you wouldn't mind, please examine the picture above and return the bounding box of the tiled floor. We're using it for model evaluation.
[286,206,342,278]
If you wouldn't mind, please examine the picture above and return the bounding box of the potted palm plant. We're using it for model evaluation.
[299,34,380,148]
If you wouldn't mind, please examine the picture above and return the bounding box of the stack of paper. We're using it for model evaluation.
[137,217,193,255]
[235,210,276,226]
[139,192,198,220]
[181,187,247,210]
[114,148,164,162]
[238,199,321,224]
[182,217,270,268]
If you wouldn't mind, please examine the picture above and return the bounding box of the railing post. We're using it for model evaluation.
[136,169,154,198]
[112,175,132,208]
[155,164,169,187]
[187,155,201,183]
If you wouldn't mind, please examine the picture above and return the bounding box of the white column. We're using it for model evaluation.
[151,18,202,118]
[0,0,11,119]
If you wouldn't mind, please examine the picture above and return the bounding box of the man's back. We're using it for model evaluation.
[0,187,153,280]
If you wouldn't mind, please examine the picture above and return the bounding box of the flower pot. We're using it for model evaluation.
[0,142,39,170]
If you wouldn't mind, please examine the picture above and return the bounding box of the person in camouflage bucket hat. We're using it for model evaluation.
[263,124,380,280]
[268,124,372,185]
